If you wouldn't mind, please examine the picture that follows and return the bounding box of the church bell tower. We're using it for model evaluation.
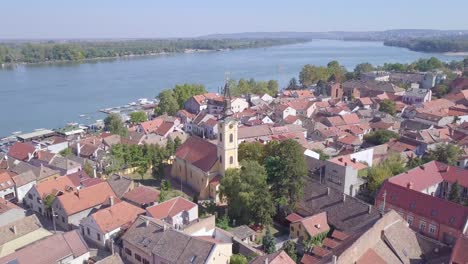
[217,81,239,176]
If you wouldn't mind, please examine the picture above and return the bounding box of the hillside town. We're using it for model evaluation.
[1,60,468,264]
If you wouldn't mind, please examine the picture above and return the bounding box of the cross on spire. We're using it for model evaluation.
[222,74,234,119]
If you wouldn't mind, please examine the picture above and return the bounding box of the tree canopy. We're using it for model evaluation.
[364,130,400,145]
[238,142,265,164]
[427,144,462,165]
[219,160,275,226]
[129,111,148,123]
[265,139,308,212]
[230,254,248,264]
[104,113,128,136]
[379,99,396,116]
[172,84,207,109]
[229,78,278,96]
[299,61,347,87]
[155,89,179,116]
[262,227,276,254]
[367,154,406,192]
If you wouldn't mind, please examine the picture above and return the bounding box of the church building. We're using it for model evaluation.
[171,82,239,201]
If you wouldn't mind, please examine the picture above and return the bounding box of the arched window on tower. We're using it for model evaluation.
[219,133,222,142]
[219,156,222,164]
[230,156,234,164]
[229,133,233,143]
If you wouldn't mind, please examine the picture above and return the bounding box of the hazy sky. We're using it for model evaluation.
[2,0,468,39]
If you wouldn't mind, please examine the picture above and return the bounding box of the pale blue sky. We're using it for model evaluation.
[1,0,467,39]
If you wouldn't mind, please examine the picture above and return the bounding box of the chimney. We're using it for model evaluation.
[109,196,114,206]
[352,158,356,163]
[145,219,150,227]
[344,162,347,166]
[264,258,269,264]
[368,204,372,214]
[77,142,81,157]
[315,224,321,229]
[76,190,80,197]
[327,187,330,196]
[407,181,413,189]
[332,255,337,264]
[338,157,343,162]
[163,222,167,231]
[342,193,346,202]
[12,225,17,235]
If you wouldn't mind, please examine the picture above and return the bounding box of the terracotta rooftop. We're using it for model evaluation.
[146,196,197,219]
[122,186,160,206]
[0,170,16,191]
[35,175,76,198]
[56,181,116,215]
[376,181,468,231]
[175,136,218,172]
[89,201,145,233]
[8,142,36,161]
[295,212,330,237]
[251,250,296,264]
[0,230,89,264]
[450,234,468,264]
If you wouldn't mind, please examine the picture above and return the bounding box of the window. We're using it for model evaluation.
[36,197,41,203]
[219,133,222,142]
[28,194,33,200]
[429,224,437,234]
[219,156,222,164]
[407,215,414,226]
[39,208,42,214]
[419,221,426,232]
[229,133,233,143]
[97,233,101,241]
[87,227,90,235]
[135,254,141,262]
[230,156,233,164]
[142,259,149,264]
[62,216,65,223]
[125,248,132,256]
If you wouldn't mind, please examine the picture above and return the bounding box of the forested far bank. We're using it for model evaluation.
[0,38,308,64]
[384,38,468,53]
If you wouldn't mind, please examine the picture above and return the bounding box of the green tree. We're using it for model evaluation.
[238,142,265,164]
[83,161,94,177]
[406,156,424,169]
[265,139,307,212]
[216,214,230,230]
[155,89,179,115]
[267,80,279,95]
[427,144,462,165]
[43,194,56,209]
[262,227,276,254]
[367,154,406,192]
[433,84,449,98]
[129,111,147,123]
[364,130,400,145]
[219,160,274,226]
[354,63,374,78]
[327,60,347,82]
[104,113,128,136]
[282,240,297,262]
[379,99,396,115]
[166,137,176,156]
[230,254,248,264]
[448,181,462,203]
[287,77,299,90]
[174,137,182,150]
[299,64,330,87]
[59,147,72,157]
[313,149,330,161]
[173,83,206,109]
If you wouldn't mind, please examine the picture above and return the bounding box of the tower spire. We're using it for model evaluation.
[222,74,234,119]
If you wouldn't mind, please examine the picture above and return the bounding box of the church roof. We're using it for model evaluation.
[175,137,218,172]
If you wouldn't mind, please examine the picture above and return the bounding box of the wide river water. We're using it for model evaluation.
[0,40,464,136]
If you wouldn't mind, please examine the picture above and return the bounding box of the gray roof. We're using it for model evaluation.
[404,88,430,97]
[95,254,124,264]
[297,178,381,233]
[230,225,255,240]
[108,174,133,198]
[0,215,43,245]
[122,216,214,263]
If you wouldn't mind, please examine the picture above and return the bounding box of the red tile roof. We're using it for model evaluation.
[90,201,145,233]
[331,230,349,241]
[358,97,373,105]
[35,175,76,198]
[0,170,16,191]
[389,161,468,190]
[301,254,321,264]
[341,113,360,125]
[123,186,160,206]
[140,119,164,134]
[329,156,368,170]
[286,213,303,223]
[311,246,331,258]
[356,248,386,264]
[66,171,103,188]
[56,182,116,215]
[146,196,197,219]
[8,142,36,161]
[376,181,468,230]
[175,136,218,172]
[450,234,468,264]
[154,121,175,136]
[296,212,330,237]
[322,238,340,249]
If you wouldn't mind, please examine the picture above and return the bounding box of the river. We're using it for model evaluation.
[0,40,464,136]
